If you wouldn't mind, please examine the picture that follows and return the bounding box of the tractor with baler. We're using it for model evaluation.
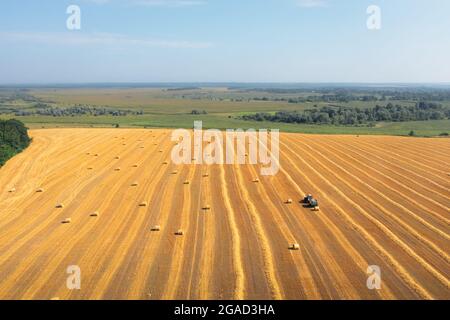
[302,194,320,211]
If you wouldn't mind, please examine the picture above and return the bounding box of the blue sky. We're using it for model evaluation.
[0,0,449,84]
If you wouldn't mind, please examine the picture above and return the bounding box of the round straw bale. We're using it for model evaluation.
[151,225,161,231]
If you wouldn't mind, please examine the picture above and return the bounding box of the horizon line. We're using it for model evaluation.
[1,81,450,87]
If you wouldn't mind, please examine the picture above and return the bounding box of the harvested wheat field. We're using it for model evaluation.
[0,128,449,300]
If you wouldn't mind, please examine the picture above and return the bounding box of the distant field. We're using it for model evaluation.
[3,114,449,137]
[30,88,310,114]
[0,129,449,299]
[1,87,450,136]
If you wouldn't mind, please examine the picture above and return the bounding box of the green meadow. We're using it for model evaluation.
[1,87,449,137]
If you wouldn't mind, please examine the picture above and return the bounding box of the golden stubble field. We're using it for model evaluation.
[0,128,449,300]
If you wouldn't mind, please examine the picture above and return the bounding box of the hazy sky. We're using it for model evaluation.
[0,0,449,84]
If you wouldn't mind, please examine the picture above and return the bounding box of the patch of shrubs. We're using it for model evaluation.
[191,110,208,115]
[15,106,143,117]
[0,119,31,166]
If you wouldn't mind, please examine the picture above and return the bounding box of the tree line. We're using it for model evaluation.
[249,88,450,104]
[0,119,31,166]
[190,109,208,115]
[240,103,450,126]
[14,106,144,117]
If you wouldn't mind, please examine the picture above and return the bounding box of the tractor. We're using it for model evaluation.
[302,194,319,211]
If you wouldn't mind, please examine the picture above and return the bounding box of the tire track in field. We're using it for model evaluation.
[0,145,144,299]
[196,160,217,299]
[0,130,92,200]
[208,164,236,299]
[24,169,141,299]
[20,132,168,299]
[277,140,394,299]
[0,130,142,217]
[105,158,180,299]
[234,137,319,299]
[223,164,273,299]
[372,137,450,163]
[136,161,189,300]
[422,147,450,159]
[228,135,283,300]
[0,135,48,193]
[94,134,178,299]
[0,156,113,264]
[0,135,51,200]
[1,129,447,299]
[242,164,320,299]
[329,137,450,204]
[278,139,434,299]
[366,137,448,167]
[0,129,163,298]
[260,134,391,299]
[308,136,450,229]
[26,131,170,299]
[379,140,450,169]
[65,131,171,299]
[287,137,450,269]
[179,136,205,299]
[216,154,245,299]
[0,133,82,219]
[0,133,127,229]
[364,136,448,170]
[171,166,202,299]
[162,162,198,299]
[0,131,152,251]
[312,136,450,220]
[232,166,283,299]
[241,135,326,298]
[330,137,450,199]
[354,138,449,181]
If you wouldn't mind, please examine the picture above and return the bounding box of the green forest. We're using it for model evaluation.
[0,119,31,166]
[240,102,450,126]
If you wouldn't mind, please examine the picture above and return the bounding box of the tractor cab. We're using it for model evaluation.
[302,194,319,209]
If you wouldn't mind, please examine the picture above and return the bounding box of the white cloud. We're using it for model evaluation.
[0,31,212,49]
[296,0,327,8]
